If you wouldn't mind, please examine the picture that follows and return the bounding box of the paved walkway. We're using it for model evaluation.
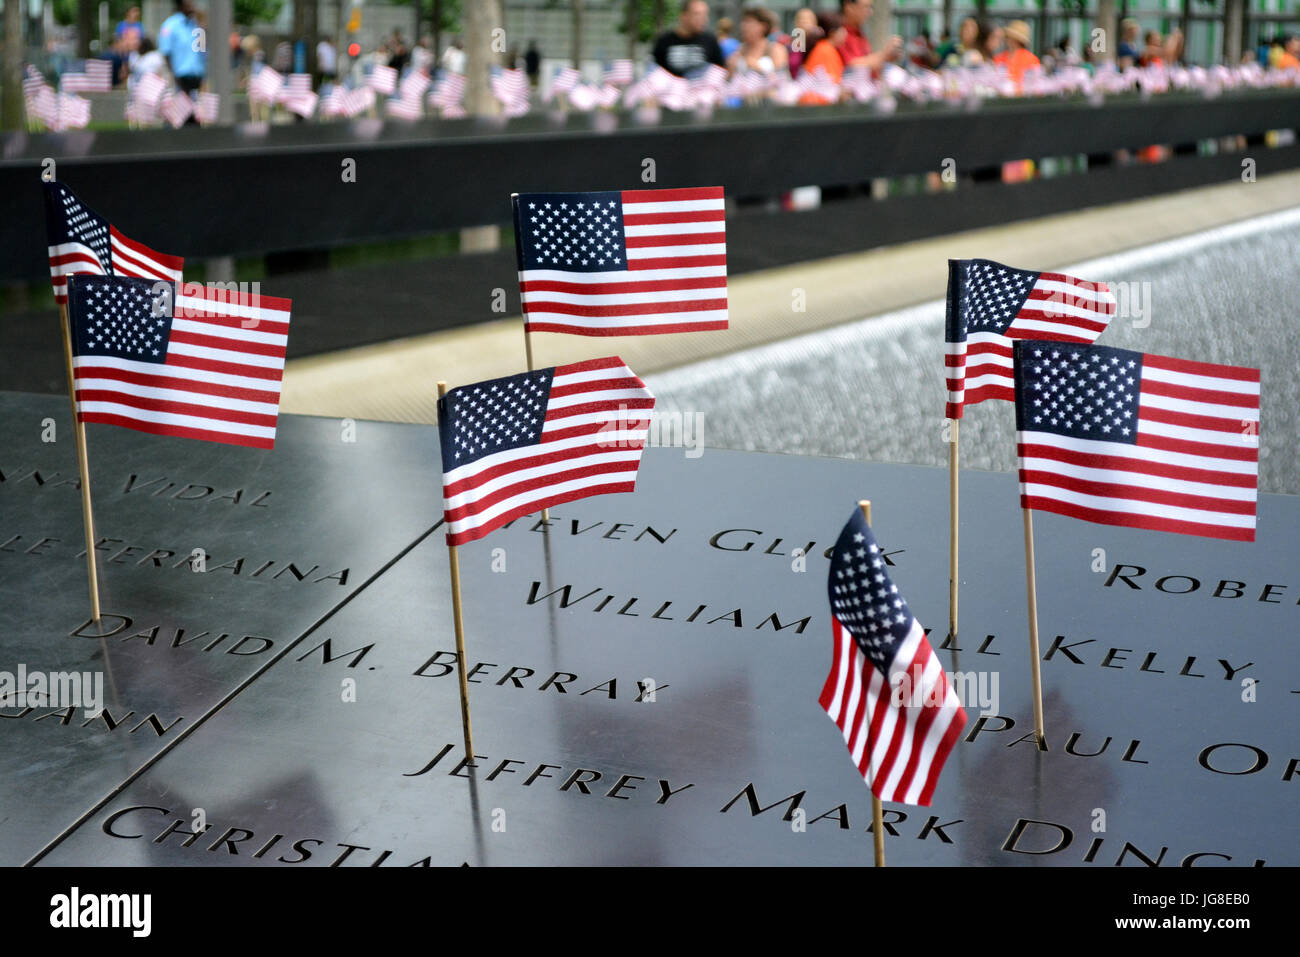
[281,170,1300,423]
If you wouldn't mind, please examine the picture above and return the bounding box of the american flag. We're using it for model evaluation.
[62,59,114,92]
[552,66,581,95]
[386,71,430,120]
[1013,341,1260,542]
[277,74,318,117]
[127,73,168,123]
[945,258,1116,419]
[438,356,654,546]
[431,72,465,111]
[66,275,292,449]
[160,91,194,127]
[248,66,283,105]
[566,83,599,112]
[26,86,59,128]
[513,186,728,336]
[604,60,634,86]
[492,67,530,113]
[44,181,184,305]
[55,93,92,130]
[366,64,398,95]
[195,91,220,124]
[820,507,967,806]
[323,84,375,118]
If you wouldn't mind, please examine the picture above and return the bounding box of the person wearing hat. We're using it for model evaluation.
[1002,20,1039,92]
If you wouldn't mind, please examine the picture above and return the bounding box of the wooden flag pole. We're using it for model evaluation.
[948,418,959,646]
[858,498,885,868]
[438,381,475,759]
[514,191,549,524]
[1022,507,1046,745]
[58,301,101,621]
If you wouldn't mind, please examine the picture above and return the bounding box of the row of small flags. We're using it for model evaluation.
[23,66,91,131]
[39,178,1261,840]
[250,67,465,121]
[23,56,1300,135]
[24,64,217,130]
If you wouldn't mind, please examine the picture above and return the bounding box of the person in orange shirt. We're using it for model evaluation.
[799,11,846,104]
[1002,20,1040,91]
[1280,35,1300,70]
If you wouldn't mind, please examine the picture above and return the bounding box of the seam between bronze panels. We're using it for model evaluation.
[22,520,445,867]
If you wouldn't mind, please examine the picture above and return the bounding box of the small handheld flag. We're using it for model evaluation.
[512,186,728,337]
[437,357,655,545]
[66,276,292,449]
[945,258,1116,420]
[44,181,184,305]
[1013,341,1260,541]
[820,505,967,809]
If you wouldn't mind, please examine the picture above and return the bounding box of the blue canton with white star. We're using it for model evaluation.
[44,182,112,271]
[1014,341,1143,443]
[827,508,914,675]
[438,369,554,469]
[67,276,173,363]
[946,258,1039,342]
[514,191,628,273]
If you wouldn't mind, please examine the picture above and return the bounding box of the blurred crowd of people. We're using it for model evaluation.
[649,1,1300,102]
[24,0,1300,131]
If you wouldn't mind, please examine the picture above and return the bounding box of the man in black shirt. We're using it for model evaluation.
[652,0,725,77]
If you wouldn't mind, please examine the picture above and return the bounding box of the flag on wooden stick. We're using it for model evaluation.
[512,186,727,336]
[820,505,967,807]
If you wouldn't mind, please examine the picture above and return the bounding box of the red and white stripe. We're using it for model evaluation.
[552,66,581,96]
[55,93,92,130]
[72,286,291,449]
[946,270,1116,419]
[249,66,283,105]
[492,68,530,114]
[604,60,634,86]
[441,357,654,545]
[1018,353,1260,542]
[49,227,184,305]
[128,73,168,123]
[195,92,220,124]
[431,72,465,110]
[519,186,728,336]
[820,618,966,806]
[62,60,114,92]
[366,64,397,95]
[160,91,194,127]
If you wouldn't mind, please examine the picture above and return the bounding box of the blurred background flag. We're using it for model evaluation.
[195,92,221,125]
[248,66,283,106]
[551,65,581,97]
[44,181,184,304]
[61,59,113,93]
[160,91,195,128]
[512,186,727,336]
[492,66,530,114]
[1013,341,1260,541]
[438,357,654,545]
[66,275,291,449]
[820,506,967,806]
[366,64,398,95]
[945,259,1117,419]
[604,60,634,86]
